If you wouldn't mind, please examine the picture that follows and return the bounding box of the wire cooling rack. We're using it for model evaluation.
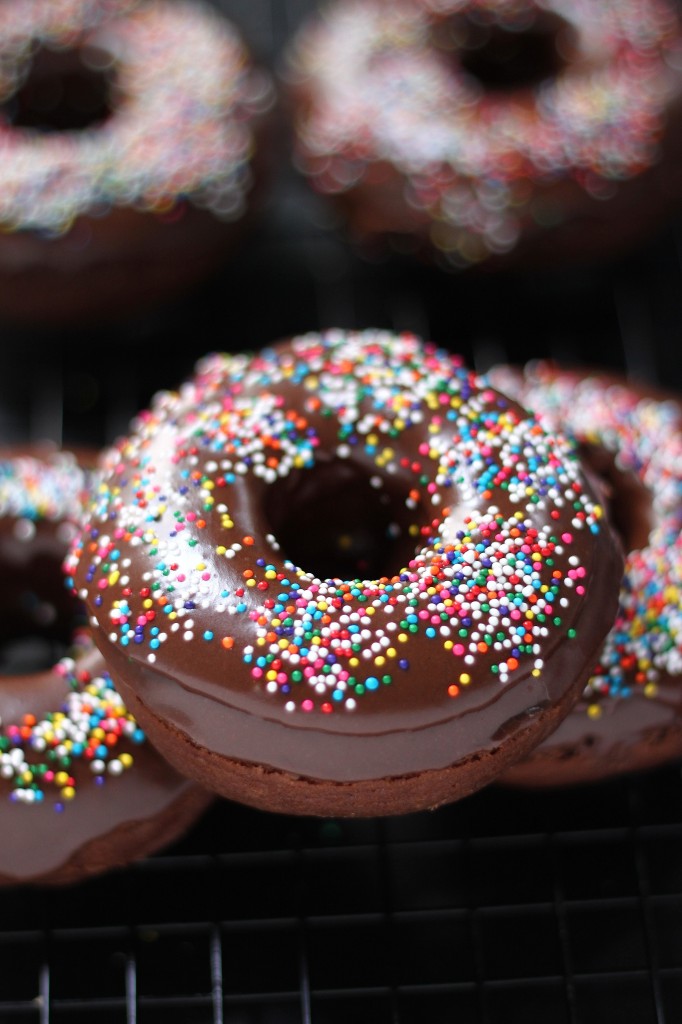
[1,1,682,1021]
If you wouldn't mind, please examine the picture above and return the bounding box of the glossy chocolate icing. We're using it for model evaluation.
[69,331,623,812]
[0,643,211,885]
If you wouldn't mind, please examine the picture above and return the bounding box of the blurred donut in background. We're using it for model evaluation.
[285,0,682,269]
[488,363,682,786]
[0,0,275,327]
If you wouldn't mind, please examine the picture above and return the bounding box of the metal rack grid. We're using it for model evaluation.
[1,1,682,1020]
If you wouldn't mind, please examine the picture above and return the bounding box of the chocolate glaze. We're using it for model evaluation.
[69,331,623,815]
[488,364,682,786]
[0,644,211,886]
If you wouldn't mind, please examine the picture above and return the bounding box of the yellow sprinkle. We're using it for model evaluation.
[587,703,602,719]
[61,787,76,800]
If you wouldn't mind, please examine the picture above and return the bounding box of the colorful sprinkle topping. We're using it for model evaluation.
[488,364,682,711]
[0,643,143,808]
[0,449,93,523]
[69,330,606,717]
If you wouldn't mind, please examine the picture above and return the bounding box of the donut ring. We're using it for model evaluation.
[0,0,274,325]
[286,0,682,267]
[67,330,623,817]
[487,363,682,785]
[0,447,211,886]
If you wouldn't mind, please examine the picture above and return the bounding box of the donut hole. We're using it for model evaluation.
[0,523,82,674]
[2,45,114,133]
[438,11,577,92]
[579,443,654,554]
[263,459,427,581]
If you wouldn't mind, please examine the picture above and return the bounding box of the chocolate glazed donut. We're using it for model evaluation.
[67,330,624,817]
[488,363,682,786]
[0,447,211,886]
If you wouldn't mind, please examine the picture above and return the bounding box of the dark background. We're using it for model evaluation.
[1,1,682,1020]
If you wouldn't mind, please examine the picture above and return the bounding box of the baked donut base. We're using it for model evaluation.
[502,713,682,789]
[104,647,594,818]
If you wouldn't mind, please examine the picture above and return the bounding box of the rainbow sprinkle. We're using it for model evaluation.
[0,639,144,808]
[68,329,606,716]
[0,449,93,523]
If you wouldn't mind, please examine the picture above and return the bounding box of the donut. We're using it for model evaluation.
[0,446,212,885]
[487,362,682,785]
[285,0,682,268]
[66,329,624,817]
[0,0,274,326]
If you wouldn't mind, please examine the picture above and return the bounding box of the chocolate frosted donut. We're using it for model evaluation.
[67,329,623,817]
[0,447,211,886]
[286,0,682,268]
[0,639,212,886]
[0,0,274,325]
[488,363,682,785]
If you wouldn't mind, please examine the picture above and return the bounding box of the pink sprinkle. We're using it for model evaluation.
[302,700,314,712]
[562,532,573,543]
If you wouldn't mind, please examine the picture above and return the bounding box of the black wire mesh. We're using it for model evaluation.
[1,1,682,1021]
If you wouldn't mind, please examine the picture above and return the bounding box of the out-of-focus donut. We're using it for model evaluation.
[488,362,682,786]
[286,0,682,268]
[0,0,274,325]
